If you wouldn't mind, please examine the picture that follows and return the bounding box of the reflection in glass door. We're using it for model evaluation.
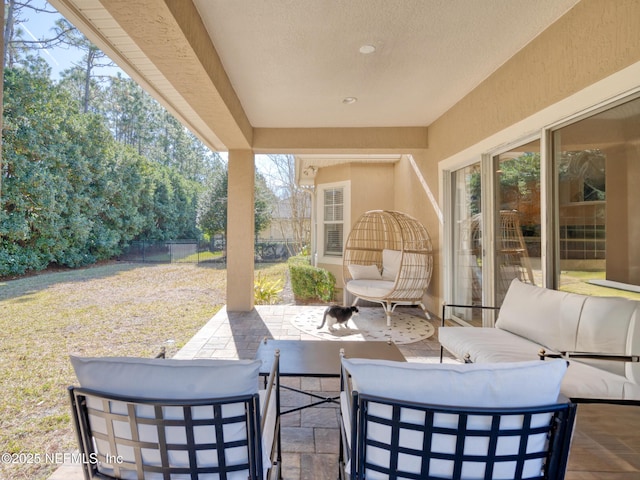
[552,96,640,296]
[451,162,482,326]
[494,140,541,305]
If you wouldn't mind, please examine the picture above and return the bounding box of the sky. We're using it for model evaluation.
[16,0,123,79]
[15,1,279,166]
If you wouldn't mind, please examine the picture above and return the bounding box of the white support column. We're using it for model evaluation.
[226,150,255,311]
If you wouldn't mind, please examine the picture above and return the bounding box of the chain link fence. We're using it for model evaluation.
[119,239,304,264]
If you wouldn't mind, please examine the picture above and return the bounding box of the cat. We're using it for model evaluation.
[317,305,359,331]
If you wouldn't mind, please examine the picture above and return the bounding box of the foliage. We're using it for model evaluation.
[0,62,203,276]
[287,254,312,266]
[287,256,335,302]
[198,166,276,239]
[198,167,228,237]
[253,273,283,305]
[261,154,311,255]
[0,15,272,278]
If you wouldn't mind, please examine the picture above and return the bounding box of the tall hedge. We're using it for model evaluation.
[0,61,201,276]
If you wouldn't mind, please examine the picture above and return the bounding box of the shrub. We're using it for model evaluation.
[287,254,311,267]
[254,274,283,305]
[288,256,335,302]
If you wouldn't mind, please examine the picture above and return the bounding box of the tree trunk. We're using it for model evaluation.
[3,0,14,69]
[0,0,5,199]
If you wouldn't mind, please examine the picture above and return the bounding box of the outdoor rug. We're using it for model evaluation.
[290,306,435,345]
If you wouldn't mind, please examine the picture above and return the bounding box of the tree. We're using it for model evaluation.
[0,12,222,275]
[198,166,276,242]
[54,18,114,113]
[255,171,277,239]
[0,60,204,275]
[261,154,311,254]
[198,168,228,239]
[1,0,73,200]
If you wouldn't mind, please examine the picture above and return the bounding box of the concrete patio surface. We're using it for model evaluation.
[172,305,445,480]
[49,304,442,480]
[49,305,640,480]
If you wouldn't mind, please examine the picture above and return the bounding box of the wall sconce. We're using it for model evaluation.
[303,165,318,177]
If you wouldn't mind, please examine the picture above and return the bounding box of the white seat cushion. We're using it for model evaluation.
[439,326,552,363]
[561,359,640,400]
[346,279,394,298]
[342,357,566,407]
[71,356,261,398]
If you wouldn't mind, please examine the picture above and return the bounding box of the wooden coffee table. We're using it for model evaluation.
[255,339,406,413]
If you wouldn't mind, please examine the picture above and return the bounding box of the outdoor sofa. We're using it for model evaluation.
[439,278,640,403]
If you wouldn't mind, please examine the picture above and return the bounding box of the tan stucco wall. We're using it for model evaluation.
[315,162,395,292]
[226,150,255,311]
[415,0,640,303]
[426,0,640,162]
[257,1,640,310]
[393,152,441,314]
[349,163,395,223]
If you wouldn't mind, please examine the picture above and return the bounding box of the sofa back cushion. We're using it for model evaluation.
[496,279,582,352]
[381,249,402,281]
[576,296,637,353]
[574,296,639,376]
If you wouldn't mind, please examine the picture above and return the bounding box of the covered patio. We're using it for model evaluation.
[51,305,639,479]
[43,1,640,478]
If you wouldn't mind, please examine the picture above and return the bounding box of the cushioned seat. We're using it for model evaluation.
[69,355,281,480]
[440,278,640,402]
[438,324,550,363]
[343,210,434,326]
[344,279,395,299]
[339,357,576,480]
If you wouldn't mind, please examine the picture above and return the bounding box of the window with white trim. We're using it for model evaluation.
[318,181,350,262]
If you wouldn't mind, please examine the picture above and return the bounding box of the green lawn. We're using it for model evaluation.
[0,261,287,480]
[560,270,640,300]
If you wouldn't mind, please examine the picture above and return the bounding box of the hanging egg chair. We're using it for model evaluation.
[343,210,433,326]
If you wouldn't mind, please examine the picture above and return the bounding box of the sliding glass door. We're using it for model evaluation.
[451,162,483,326]
[493,140,541,304]
[553,96,640,295]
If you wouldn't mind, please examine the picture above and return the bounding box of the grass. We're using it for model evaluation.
[0,261,288,480]
[560,270,640,300]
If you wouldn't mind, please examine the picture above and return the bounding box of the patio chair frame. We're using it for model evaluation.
[339,390,577,480]
[69,353,281,480]
[338,354,577,480]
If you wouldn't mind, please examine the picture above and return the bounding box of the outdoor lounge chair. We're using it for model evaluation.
[339,356,576,480]
[343,210,433,326]
[68,352,281,480]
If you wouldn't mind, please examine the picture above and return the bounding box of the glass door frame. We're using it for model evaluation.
[444,135,545,327]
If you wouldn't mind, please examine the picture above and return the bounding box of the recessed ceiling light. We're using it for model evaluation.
[342,97,358,104]
[359,44,376,54]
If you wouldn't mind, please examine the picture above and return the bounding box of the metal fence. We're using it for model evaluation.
[118,239,304,264]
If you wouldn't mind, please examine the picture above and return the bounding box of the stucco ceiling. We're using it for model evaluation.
[192,0,580,128]
[50,0,581,151]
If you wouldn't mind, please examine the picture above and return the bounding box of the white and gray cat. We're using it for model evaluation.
[317,305,359,331]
